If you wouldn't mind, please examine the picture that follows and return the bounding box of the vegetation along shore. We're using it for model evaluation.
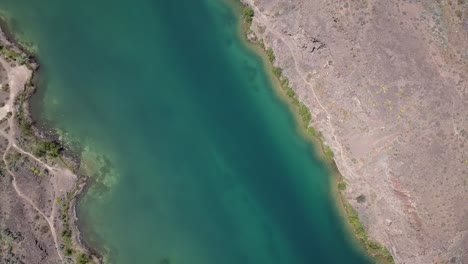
[237,2,394,263]
[0,19,100,264]
[238,0,467,263]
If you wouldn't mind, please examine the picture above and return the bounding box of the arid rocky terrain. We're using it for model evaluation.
[0,27,96,264]
[242,0,467,263]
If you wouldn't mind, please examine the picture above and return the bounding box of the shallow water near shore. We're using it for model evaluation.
[0,0,371,263]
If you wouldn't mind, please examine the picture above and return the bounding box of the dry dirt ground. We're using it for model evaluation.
[0,49,63,264]
[0,27,94,264]
[242,0,467,263]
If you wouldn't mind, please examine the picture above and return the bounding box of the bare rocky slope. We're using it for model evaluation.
[241,0,467,263]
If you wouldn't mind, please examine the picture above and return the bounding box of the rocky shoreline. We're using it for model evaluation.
[237,2,393,263]
[0,21,101,264]
[240,0,467,263]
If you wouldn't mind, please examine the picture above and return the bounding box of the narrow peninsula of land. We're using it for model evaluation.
[240,0,467,263]
[0,24,99,264]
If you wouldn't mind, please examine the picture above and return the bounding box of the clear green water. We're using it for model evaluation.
[0,0,370,263]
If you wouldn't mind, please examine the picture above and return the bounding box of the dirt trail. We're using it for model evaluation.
[0,57,65,262]
[248,5,354,177]
[243,0,468,262]
[2,144,64,262]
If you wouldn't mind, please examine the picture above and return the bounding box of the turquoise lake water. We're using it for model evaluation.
[0,0,371,263]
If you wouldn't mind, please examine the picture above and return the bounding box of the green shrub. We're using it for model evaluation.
[20,122,33,137]
[0,46,20,60]
[285,87,296,98]
[306,127,322,138]
[338,181,347,191]
[242,6,254,23]
[64,247,74,256]
[307,127,317,136]
[77,253,91,264]
[61,229,72,239]
[367,240,383,250]
[29,166,40,176]
[33,140,60,158]
[266,48,275,62]
[272,67,282,77]
[299,103,312,126]
[323,145,334,161]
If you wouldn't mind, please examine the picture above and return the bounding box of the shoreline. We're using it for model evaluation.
[233,1,394,263]
[2,4,370,263]
[0,17,103,264]
[1,2,390,263]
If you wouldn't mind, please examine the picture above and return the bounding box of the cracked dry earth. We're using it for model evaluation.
[242,0,467,263]
[0,53,78,264]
